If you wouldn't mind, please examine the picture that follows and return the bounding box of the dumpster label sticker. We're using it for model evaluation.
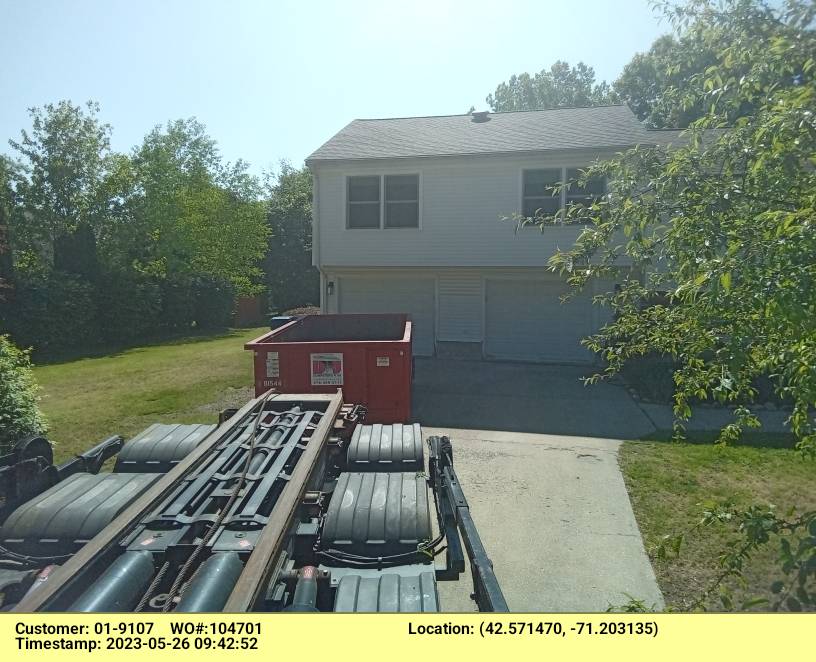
[376,356,390,367]
[310,353,344,386]
[265,352,280,378]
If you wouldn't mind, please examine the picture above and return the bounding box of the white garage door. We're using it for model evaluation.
[338,277,436,356]
[484,278,600,363]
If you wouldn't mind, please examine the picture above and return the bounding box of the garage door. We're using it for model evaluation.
[339,277,436,356]
[484,279,600,363]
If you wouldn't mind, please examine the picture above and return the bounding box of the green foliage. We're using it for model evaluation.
[621,353,677,403]
[158,275,197,333]
[3,105,270,355]
[5,271,97,354]
[264,162,319,312]
[191,275,235,330]
[606,595,654,612]
[486,61,612,112]
[0,334,46,451]
[0,156,16,295]
[126,119,268,294]
[612,32,720,128]
[541,0,816,454]
[8,101,111,266]
[95,270,161,345]
[534,0,816,611]
[655,501,816,612]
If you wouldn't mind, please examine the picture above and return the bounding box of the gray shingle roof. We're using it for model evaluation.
[307,105,681,162]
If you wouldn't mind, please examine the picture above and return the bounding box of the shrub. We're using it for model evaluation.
[5,271,97,355]
[192,275,234,329]
[0,334,46,452]
[157,275,195,333]
[156,274,234,334]
[96,270,161,345]
[620,353,676,403]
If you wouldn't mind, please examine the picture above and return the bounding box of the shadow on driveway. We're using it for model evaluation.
[411,358,656,439]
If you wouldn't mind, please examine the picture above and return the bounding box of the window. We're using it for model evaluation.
[522,169,561,218]
[347,174,420,229]
[565,168,606,210]
[522,167,606,224]
[347,176,381,228]
[385,174,419,228]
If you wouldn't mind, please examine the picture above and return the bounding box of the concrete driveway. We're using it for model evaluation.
[411,359,663,611]
[412,358,656,438]
[428,427,664,612]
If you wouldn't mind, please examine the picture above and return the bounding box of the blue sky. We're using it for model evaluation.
[1,0,671,175]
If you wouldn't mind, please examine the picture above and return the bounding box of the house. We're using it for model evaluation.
[305,105,681,363]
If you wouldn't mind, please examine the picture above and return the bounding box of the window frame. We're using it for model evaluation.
[384,173,420,229]
[346,175,382,230]
[520,167,607,226]
[521,167,563,220]
[345,173,422,230]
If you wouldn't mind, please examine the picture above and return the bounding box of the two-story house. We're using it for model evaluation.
[305,105,681,363]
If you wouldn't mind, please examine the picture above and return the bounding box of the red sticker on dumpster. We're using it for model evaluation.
[310,353,344,386]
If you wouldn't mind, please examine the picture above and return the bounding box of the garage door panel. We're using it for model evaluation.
[339,277,435,356]
[484,279,595,363]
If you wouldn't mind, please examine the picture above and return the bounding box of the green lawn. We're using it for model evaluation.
[619,440,816,611]
[33,328,266,462]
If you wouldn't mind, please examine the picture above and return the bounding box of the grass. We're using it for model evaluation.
[642,428,797,449]
[619,439,816,611]
[33,327,266,462]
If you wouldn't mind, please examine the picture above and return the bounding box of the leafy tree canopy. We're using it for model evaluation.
[533,0,816,608]
[7,101,111,269]
[263,162,318,312]
[122,118,269,294]
[486,61,612,112]
[6,107,269,296]
[612,1,763,128]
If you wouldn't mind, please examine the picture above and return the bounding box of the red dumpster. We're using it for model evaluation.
[244,314,412,423]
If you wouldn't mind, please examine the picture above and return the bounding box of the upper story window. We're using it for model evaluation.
[523,167,606,224]
[565,168,606,211]
[347,176,381,228]
[385,175,419,228]
[522,168,561,218]
[347,174,420,229]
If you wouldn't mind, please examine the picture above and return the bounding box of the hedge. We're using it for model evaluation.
[2,270,236,357]
[0,334,46,452]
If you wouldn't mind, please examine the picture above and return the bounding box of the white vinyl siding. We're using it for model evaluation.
[437,273,483,342]
[337,276,436,356]
[315,149,622,268]
[484,278,600,364]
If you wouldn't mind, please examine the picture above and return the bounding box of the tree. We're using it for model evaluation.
[612,20,738,127]
[534,0,815,609]
[125,118,269,294]
[0,156,17,298]
[613,35,684,126]
[264,162,319,312]
[486,61,612,112]
[8,101,110,276]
